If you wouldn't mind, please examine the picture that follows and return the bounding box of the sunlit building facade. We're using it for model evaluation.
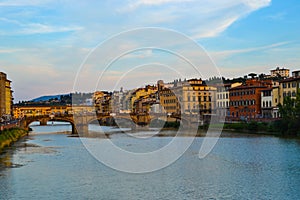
[0,72,13,118]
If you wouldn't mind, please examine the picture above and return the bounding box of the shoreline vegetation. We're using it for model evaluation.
[0,128,28,153]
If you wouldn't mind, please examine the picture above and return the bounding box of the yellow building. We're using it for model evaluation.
[272,86,280,118]
[93,91,111,114]
[13,105,71,118]
[159,79,217,116]
[130,85,157,112]
[5,80,13,115]
[279,77,300,105]
[0,72,13,117]
[159,88,179,115]
[13,105,96,119]
[133,93,158,114]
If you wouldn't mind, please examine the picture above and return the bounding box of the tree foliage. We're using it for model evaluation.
[278,92,300,136]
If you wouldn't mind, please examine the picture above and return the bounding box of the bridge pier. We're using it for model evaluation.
[71,124,76,135]
[74,124,89,136]
[137,114,151,125]
[40,118,48,126]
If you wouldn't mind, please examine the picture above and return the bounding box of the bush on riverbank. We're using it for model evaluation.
[206,121,280,134]
[0,128,28,152]
[163,121,180,128]
[273,94,300,136]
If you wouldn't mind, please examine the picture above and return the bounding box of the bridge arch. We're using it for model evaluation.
[22,115,77,134]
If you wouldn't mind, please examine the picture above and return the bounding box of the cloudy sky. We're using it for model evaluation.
[0,0,299,101]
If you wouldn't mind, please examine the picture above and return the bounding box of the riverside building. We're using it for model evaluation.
[0,72,13,118]
[229,79,272,120]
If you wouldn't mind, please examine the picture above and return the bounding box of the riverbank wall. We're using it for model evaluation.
[0,128,28,152]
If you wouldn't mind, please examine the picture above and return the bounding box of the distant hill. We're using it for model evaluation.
[31,94,67,102]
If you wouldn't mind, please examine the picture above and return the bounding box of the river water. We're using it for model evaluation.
[1,122,300,200]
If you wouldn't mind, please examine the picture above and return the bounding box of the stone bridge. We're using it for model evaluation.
[21,113,196,135]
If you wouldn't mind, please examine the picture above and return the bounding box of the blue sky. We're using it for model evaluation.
[0,0,299,101]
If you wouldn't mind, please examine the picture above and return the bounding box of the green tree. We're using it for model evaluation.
[278,92,300,136]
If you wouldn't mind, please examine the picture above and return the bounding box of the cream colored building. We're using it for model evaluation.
[270,67,290,78]
[216,82,242,117]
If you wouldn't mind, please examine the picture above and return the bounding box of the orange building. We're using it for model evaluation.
[229,79,272,120]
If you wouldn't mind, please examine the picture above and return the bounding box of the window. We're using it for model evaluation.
[292,82,296,88]
[283,83,286,88]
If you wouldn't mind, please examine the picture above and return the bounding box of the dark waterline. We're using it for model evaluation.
[1,123,300,200]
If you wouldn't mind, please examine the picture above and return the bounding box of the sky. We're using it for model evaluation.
[0,0,299,101]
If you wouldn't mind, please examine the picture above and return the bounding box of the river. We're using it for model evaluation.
[1,122,300,199]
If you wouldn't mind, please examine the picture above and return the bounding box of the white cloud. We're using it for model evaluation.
[117,0,272,39]
[126,0,194,11]
[212,41,291,59]
[242,0,271,9]
[20,23,83,35]
[192,16,239,39]
[0,17,84,35]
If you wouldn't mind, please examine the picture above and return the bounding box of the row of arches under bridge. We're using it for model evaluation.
[23,114,192,134]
